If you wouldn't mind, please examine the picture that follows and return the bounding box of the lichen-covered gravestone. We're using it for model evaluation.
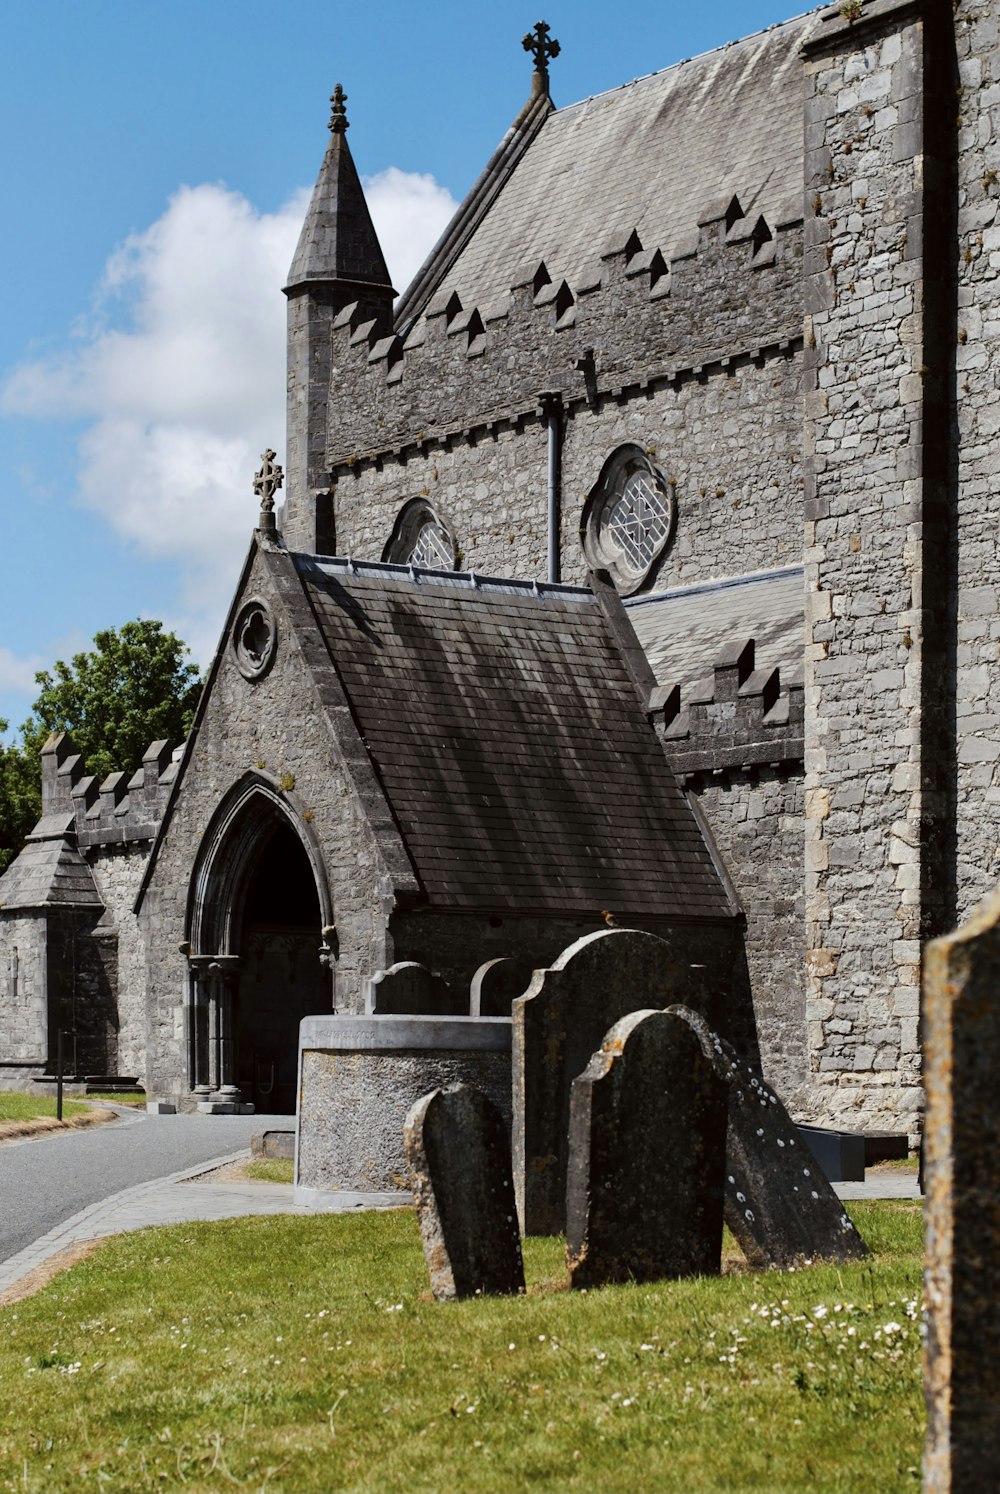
[566,1008,727,1288]
[366,961,465,1016]
[404,1084,524,1301]
[680,1008,867,1267]
[924,888,1000,1494]
[512,928,690,1235]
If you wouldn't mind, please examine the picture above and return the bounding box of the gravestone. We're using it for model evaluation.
[365,961,465,1016]
[566,1007,727,1288]
[404,1083,524,1301]
[470,957,536,1017]
[924,887,1000,1494]
[512,928,690,1235]
[679,1007,868,1267]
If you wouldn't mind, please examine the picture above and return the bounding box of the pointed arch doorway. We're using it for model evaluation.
[187,779,334,1113]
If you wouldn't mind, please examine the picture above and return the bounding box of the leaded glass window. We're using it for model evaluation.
[382,498,458,571]
[582,446,676,595]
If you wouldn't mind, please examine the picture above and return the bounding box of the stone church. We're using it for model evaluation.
[1,0,997,1141]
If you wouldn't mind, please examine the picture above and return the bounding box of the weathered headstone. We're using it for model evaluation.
[924,888,1000,1494]
[365,961,465,1016]
[404,1083,524,1301]
[512,928,690,1234]
[470,957,536,1017]
[566,1007,727,1288]
[679,1007,868,1267]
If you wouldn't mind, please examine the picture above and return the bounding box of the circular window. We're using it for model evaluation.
[581,446,676,595]
[233,599,277,680]
[382,498,458,570]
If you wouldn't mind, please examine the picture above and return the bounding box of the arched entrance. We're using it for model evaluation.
[186,777,334,1113]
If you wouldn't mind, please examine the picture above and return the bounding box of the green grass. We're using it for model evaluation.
[0,1091,91,1123]
[243,1157,295,1184]
[0,1202,924,1494]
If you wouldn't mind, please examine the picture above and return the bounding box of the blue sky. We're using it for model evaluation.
[1,0,804,738]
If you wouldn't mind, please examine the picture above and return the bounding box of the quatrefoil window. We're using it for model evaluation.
[233,599,277,680]
[581,446,676,595]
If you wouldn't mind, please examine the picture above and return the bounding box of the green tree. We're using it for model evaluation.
[0,621,202,875]
[0,723,39,875]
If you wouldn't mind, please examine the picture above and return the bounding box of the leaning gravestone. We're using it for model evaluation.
[470,957,536,1017]
[404,1084,524,1302]
[566,1008,727,1288]
[512,929,690,1235]
[923,888,1000,1494]
[366,961,466,1016]
[678,1007,868,1267]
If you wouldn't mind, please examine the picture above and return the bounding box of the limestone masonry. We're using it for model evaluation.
[2,0,999,1143]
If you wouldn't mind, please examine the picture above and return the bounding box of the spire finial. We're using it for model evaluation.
[329,83,349,133]
[254,449,283,525]
[522,21,560,95]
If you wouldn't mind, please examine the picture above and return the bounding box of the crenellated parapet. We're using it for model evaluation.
[324,196,804,469]
[647,637,804,782]
[40,732,181,850]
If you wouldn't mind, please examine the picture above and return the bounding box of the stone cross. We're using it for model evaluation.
[253,449,283,514]
[522,21,560,86]
[924,886,1000,1493]
[566,1008,727,1289]
[404,1084,524,1301]
[329,83,348,134]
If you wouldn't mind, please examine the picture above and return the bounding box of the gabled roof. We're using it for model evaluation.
[0,811,102,911]
[399,11,819,320]
[626,566,804,695]
[293,556,735,920]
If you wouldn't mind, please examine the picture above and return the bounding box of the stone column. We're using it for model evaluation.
[189,954,243,1113]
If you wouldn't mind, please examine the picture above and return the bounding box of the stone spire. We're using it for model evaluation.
[284,83,394,294]
[283,86,395,552]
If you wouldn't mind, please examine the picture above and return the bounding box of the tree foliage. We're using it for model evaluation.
[0,621,202,875]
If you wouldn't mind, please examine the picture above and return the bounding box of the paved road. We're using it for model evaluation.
[0,1109,288,1264]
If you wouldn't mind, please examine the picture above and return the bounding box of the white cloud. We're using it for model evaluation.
[0,646,48,698]
[2,168,457,665]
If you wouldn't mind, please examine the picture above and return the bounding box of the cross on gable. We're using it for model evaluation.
[329,83,348,134]
[253,449,284,513]
[522,20,560,77]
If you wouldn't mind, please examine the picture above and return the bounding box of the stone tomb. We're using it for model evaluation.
[924,887,1000,1494]
[682,1010,868,1268]
[566,1008,727,1288]
[405,1083,524,1301]
[512,928,693,1234]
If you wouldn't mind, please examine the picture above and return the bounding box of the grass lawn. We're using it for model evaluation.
[0,1201,922,1494]
[242,1157,295,1184]
[0,1091,92,1124]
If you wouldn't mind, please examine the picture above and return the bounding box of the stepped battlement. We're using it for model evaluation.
[41,732,180,850]
[648,636,805,782]
[323,197,803,469]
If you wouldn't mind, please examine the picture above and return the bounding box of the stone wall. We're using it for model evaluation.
[691,769,807,1103]
[88,844,153,1078]
[954,0,1000,915]
[0,914,48,1068]
[801,0,941,1136]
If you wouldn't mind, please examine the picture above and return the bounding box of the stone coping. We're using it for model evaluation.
[299,1014,512,1052]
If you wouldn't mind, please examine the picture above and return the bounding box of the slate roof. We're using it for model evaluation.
[625,566,805,694]
[424,12,819,311]
[0,812,102,911]
[293,557,733,920]
[286,122,394,293]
